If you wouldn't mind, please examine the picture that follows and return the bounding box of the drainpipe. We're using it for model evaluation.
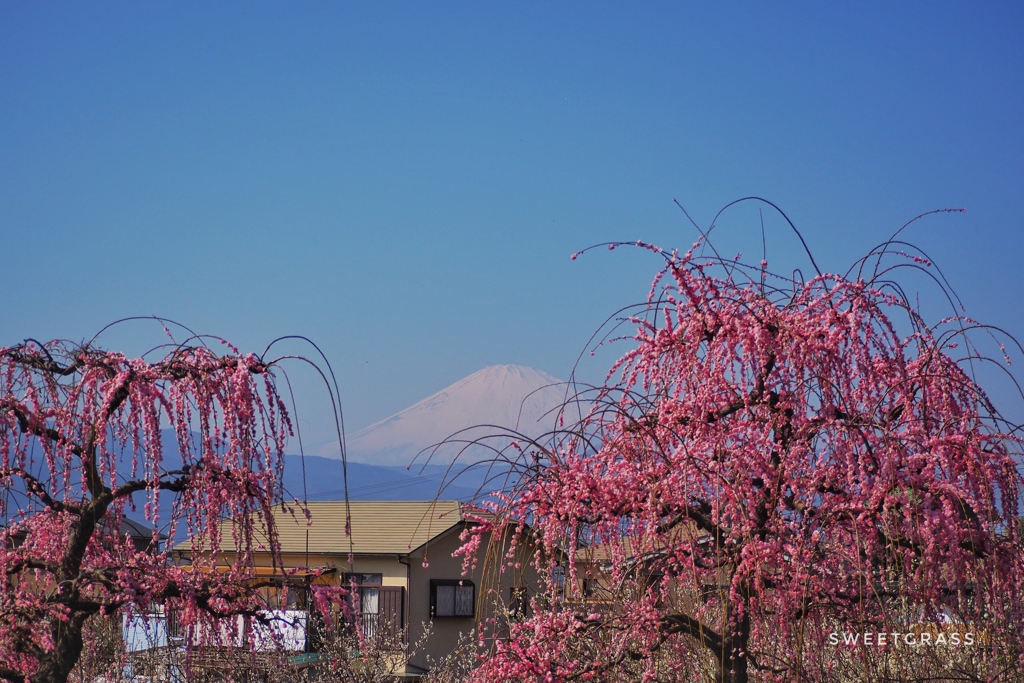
[397,554,412,646]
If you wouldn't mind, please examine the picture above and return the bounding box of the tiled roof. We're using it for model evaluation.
[176,500,466,556]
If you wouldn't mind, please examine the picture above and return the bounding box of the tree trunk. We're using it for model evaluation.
[719,616,750,683]
[31,616,86,683]
[721,650,749,683]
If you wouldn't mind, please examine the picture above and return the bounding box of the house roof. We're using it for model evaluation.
[118,516,167,542]
[176,500,468,556]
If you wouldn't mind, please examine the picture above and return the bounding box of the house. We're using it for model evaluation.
[170,500,543,679]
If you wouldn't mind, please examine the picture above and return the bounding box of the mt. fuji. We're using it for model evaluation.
[346,364,571,467]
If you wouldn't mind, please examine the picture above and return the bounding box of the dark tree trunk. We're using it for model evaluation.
[31,615,87,683]
[719,614,750,683]
[721,649,749,683]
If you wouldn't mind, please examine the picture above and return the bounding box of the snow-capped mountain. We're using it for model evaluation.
[346,364,570,466]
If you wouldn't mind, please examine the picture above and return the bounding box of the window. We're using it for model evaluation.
[344,573,381,634]
[430,579,475,618]
[345,573,382,615]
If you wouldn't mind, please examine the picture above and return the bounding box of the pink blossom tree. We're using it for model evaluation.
[0,333,333,683]
[465,227,1024,682]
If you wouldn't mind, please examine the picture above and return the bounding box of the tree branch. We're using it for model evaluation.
[661,612,723,652]
[3,348,85,377]
[5,556,61,576]
[0,467,81,513]
[0,665,26,683]
[1,399,86,459]
[112,468,193,499]
[708,352,776,423]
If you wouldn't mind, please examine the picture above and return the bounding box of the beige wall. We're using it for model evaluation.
[406,524,543,672]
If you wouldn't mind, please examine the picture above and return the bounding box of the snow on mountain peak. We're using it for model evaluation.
[346,365,568,466]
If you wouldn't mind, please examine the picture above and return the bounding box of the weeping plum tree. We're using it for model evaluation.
[0,333,337,683]
[463,211,1024,682]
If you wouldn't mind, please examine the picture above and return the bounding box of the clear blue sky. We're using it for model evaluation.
[3,3,1023,452]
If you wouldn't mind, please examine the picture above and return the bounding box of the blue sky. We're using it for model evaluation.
[2,3,1023,452]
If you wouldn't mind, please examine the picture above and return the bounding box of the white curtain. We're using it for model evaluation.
[361,586,380,614]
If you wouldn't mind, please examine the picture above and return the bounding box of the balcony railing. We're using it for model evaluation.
[348,584,405,647]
